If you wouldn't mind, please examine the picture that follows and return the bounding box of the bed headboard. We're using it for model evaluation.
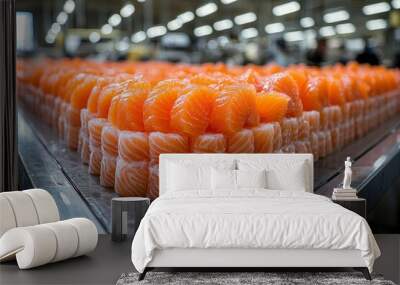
[159,154,314,195]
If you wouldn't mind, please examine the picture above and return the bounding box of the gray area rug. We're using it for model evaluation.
[116,272,396,285]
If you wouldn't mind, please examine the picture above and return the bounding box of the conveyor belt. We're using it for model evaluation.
[18,106,400,233]
[18,110,110,233]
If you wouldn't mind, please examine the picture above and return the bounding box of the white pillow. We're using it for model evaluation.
[167,162,211,191]
[238,159,308,192]
[266,162,307,191]
[211,168,236,190]
[236,169,267,189]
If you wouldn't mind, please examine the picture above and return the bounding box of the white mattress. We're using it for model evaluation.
[131,190,380,273]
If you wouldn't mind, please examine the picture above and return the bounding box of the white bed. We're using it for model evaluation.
[131,154,380,280]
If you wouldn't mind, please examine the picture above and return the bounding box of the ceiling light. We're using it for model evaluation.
[213,19,233,31]
[63,0,75,14]
[108,14,122,27]
[284,30,303,42]
[47,29,56,37]
[131,31,146,43]
[218,35,230,46]
[272,1,300,16]
[89,31,101,43]
[115,41,130,52]
[300,17,314,28]
[221,0,238,4]
[319,26,336,37]
[362,2,391,15]
[147,25,167,38]
[178,11,195,23]
[51,23,61,34]
[194,25,213,37]
[120,3,135,18]
[346,38,365,51]
[167,19,183,31]
[137,0,145,2]
[241,27,258,39]
[336,23,355,34]
[366,19,388,30]
[45,34,56,44]
[304,29,317,38]
[323,10,349,23]
[101,24,113,35]
[265,22,285,34]
[196,3,218,17]
[234,12,257,25]
[393,0,400,9]
[56,12,68,25]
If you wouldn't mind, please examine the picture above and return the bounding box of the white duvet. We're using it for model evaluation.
[131,190,380,273]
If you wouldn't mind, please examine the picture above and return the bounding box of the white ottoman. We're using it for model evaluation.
[0,189,60,236]
[0,218,98,269]
[0,189,98,269]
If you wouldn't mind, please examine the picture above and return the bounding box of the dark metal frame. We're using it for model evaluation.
[0,0,17,192]
[138,267,371,281]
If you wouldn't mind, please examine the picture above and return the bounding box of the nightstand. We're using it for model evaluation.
[111,197,150,242]
[332,198,366,219]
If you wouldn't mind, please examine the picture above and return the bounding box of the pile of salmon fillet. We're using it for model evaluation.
[16,59,400,198]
